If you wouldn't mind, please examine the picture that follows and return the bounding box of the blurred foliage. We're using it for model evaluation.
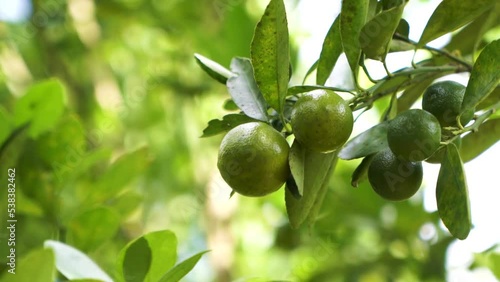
[0,0,497,281]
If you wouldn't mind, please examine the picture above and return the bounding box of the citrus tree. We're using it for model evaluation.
[196,0,500,241]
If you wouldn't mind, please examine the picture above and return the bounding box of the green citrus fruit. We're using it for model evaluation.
[368,149,423,201]
[422,81,474,128]
[387,109,441,162]
[290,90,353,153]
[217,122,290,197]
[425,137,461,164]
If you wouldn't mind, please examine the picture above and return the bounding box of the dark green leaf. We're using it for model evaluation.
[223,99,239,111]
[201,114,257,137]
[370,75,409,97]
[384,92,398,120]
[395,18,410,37]
[445,6,498,56]
[339,122,389,160]
[251,0,290,115]
[285,141,336,228]
[436,143,471,240]
[68,207,121,251]
[285,174,301,199]
[121,237,152,282]
[461,39,500,112]
[44,240,112,282]
[418,0,495,46]
[460,118,500,162]
[359,3,405,60]
[351,154,375,187]
[227,57,268,121]
[316,16,343,85]
[388,39,414,52]
[340,0,369,76]
[117,231,179,282]
[14,78,66,138]
[194,53,234,84]
[288,85,352,96]
[159,251,209,282]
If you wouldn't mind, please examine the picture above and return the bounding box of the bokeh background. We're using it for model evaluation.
[0,0,499,281]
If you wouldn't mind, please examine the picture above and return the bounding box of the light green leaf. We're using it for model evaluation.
[201,114,258,137]
[251,0,290,115]
[340,0,369,76]
[159,251,209,282]
[460,118,500,162]
[92,147,149,201]
[436,143,471,240]
[285,141,336,229]
[194,53,234,84]
[302,59,318,84]
[316,16,342,85]
[359,3,405,60]
[44,240,112,282]
[0,248,55,282]
[476,87,500,111]
[116,230,178,282]
[67,207,121,251]
[227,57,268,121]
[461,39,500,112]
[14,78,66,138]
[418,0,495,46]
[107,191,143,219]
[339,122,389,160]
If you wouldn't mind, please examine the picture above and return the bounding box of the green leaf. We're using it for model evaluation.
[92,147,149,201]
[223,99,239,111]
[370,75,409,97]
[227,57,268,121]
[116,230,177,282]
[107,191,143,219]
[445,5,498,56]
[194,53,234,84]
[302,59,318,84]
[67,207,121,251]
[285,174,301,199]
[288,85,352,96]
[285,141,336,229]
[460,118,500,162]
[339,122,389,160]
[384,92,398,120]
[44,240,112,282]
[476,87,500,110]
[461,39,500,112]
[351,154,375,187]
[395,18,410,37]
[0,248,55,282]
[159,251,209,282]
[418,0,495,46]
[359,2,405,60]
[340,0,369,76]
[0,106,12,146]
[316,16,342,85]
[14,78,66,138]
[201,114,257,137]
[251,0,290,115]
[397,76,439,112]
[436,143,471,240]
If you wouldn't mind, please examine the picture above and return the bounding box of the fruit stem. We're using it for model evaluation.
[455,100,500,134]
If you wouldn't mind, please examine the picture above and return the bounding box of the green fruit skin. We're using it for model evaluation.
[217,122,290,197]
[387,109,441,162]
[368,149,423,201]
[291,90,353,153]
[422,81,474,128]
[425,137,461,164]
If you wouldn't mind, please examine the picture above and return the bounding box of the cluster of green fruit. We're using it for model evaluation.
[217,90,353,197]
[368,81,473,201]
